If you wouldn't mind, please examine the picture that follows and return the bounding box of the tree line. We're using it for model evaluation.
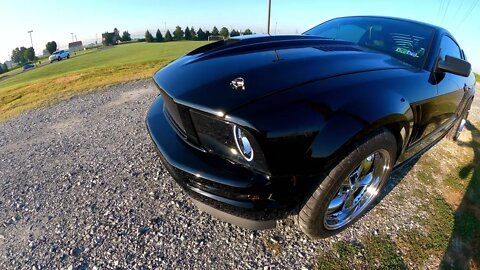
[144,26,253,42]
[4,25,255,67]
[105,26,253,45]
[5,40,59,68]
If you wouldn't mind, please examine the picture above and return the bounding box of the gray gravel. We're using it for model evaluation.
[0,80,478,269]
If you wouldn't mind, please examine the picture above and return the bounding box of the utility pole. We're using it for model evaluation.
[70,32,74,42]
[267,0,271,35]
[27,30,34,48]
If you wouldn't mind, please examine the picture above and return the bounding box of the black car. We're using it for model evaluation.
[146,16,475,238]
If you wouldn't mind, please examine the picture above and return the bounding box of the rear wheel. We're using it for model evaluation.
[298,128,397,238]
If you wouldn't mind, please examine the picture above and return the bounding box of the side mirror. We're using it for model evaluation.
[437,55,471,77]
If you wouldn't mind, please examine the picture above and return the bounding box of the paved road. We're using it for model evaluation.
[0,80,478,269]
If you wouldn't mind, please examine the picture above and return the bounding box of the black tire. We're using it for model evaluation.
[67,54,70,59]
[448,98,473,141]
[298,128,397,239]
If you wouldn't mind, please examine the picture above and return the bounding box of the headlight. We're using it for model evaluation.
[190,110,269,173]
[233,125,253,161]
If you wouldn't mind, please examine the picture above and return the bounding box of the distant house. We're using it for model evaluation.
[102,32,117,46]
[68,41,84,52]
[42,49,50,56]
[4,60,14,68]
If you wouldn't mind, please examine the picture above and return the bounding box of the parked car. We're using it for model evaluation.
[22,63,34,71]
[146,16,475,238]
[49,50,70,63]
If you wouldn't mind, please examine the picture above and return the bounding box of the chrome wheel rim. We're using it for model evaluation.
[324,150,391,230]
[455,119,467,140]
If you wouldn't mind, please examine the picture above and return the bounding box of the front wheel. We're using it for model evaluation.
[67,54,70,59]
[298,128,397,239]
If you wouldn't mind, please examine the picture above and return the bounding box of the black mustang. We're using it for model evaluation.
[146,16,475,238]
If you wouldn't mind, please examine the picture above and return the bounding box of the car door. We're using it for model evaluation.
[433,35,467,130]
[410,35,466,145]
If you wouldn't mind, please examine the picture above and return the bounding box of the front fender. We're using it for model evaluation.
[309,90,413,161]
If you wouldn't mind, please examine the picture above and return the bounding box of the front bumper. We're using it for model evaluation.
[146,95,300,229]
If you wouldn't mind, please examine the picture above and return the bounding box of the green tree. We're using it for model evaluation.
[205,30,211,38]
[155,29,163,42]
[173,26,184,40]
[121,31,131,42]
[219,27,229,38]
[243,29,253,35]
[1,63,8,73]
[102,32,115,46]
[11,47,28,64]
[45,41,57,54]
[197,28,207,40]
[25,47,35,62]
[190,26,197,40]
[211,26,219,36]
[164,30,173,41]
[145,30,154,42]
[184,27,192,40]
[113,28,121,43]
[230,29,240,37]
[0,64,4,74]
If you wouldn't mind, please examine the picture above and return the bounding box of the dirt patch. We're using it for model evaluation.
[101,87,153,108]
[53,74,83,84]
[443,186,464,209]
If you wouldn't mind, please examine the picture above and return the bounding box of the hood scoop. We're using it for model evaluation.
[187,35,355,61]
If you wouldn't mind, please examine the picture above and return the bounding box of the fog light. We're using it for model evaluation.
[233,125,254,161]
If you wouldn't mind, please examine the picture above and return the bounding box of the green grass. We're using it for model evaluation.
[315,236,405,270]
[0,41,209,122]
[475,72,480,84]
[0,66,22,79]
[396,121,480,269]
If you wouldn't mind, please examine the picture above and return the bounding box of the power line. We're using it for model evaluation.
[454,0,465,18]
[437,0,445,23]
[441,0,451,24]
[456,0,480,29]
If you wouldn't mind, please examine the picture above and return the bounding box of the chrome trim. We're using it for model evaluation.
[233,125,254,162]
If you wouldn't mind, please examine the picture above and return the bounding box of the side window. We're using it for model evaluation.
[439,36,461,61]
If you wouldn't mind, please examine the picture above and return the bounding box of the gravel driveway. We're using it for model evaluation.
[0,81,478,269]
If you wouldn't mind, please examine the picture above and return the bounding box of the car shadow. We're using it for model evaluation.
[440,121,480,269]
[368,121,480,268]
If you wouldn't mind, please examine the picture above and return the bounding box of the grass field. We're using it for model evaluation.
[0,41,209,122]
[475,72,480,84]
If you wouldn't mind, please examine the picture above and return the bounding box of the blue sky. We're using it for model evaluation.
[1,0,479,72]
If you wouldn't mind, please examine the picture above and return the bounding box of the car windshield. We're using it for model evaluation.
[303,17,435,68]
[53,51,60,54]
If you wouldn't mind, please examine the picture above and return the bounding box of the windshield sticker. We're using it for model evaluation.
[395,47,421,58]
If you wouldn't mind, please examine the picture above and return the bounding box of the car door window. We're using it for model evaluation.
[439,36,461,61]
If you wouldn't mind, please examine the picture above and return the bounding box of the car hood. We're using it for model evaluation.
[153,35,413,114]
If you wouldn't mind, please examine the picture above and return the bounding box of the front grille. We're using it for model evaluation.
[163,94,186,135]
[157,87,201,148]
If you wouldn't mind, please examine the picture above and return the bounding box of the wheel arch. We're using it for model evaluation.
[308,92,414,164]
